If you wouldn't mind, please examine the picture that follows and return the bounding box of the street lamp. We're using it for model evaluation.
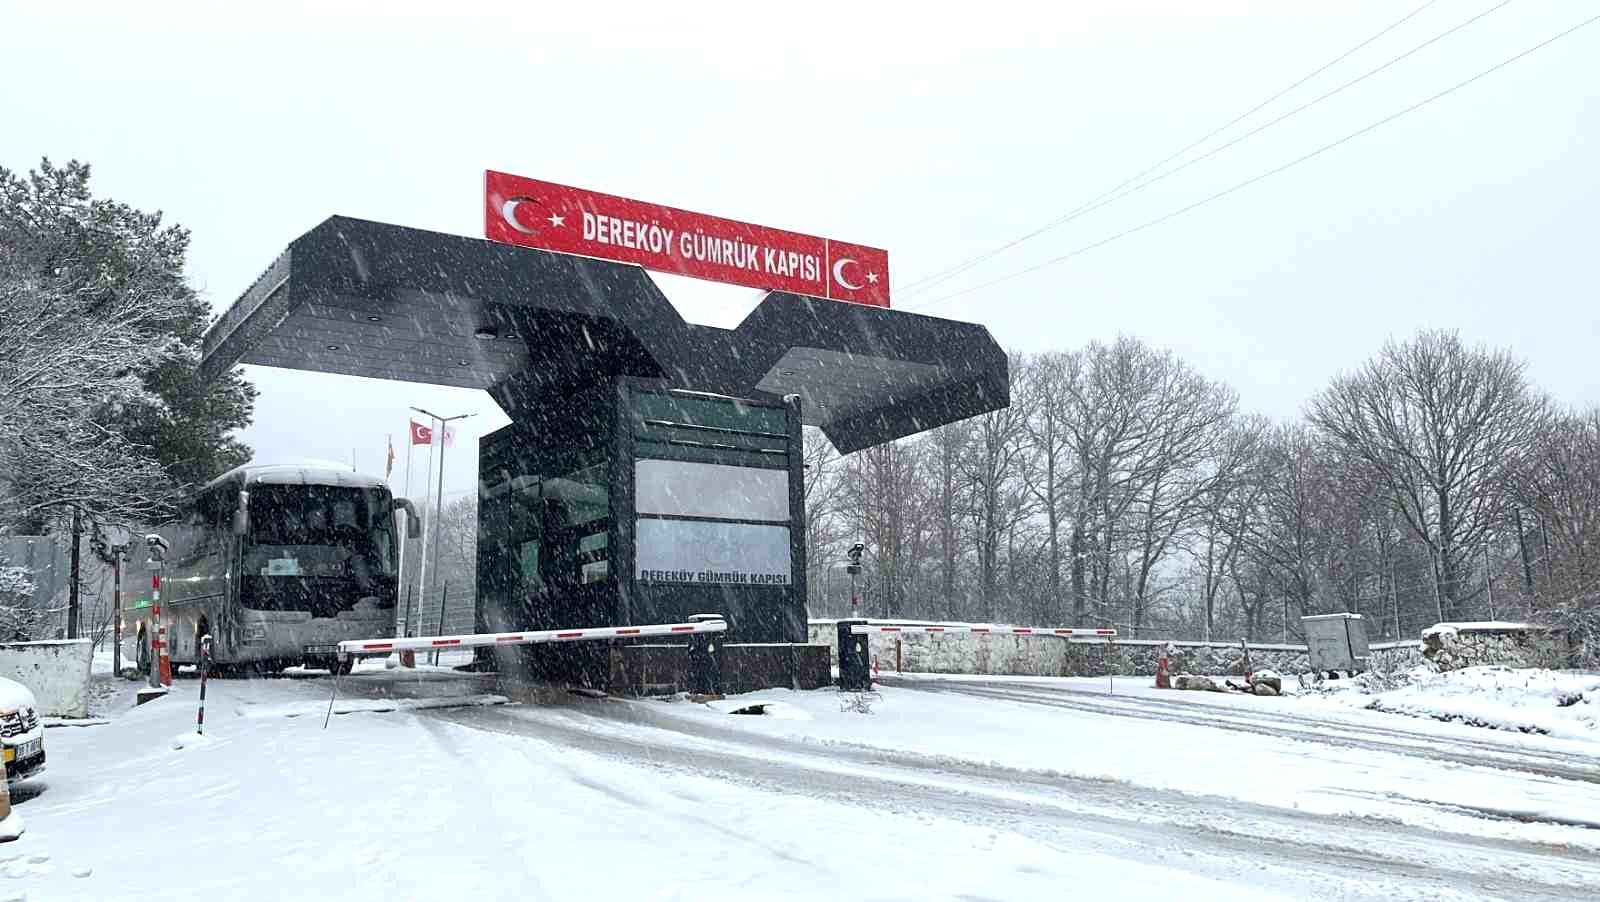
[103,523,131,677]
[409,407,474,639]
[847,542,865,618]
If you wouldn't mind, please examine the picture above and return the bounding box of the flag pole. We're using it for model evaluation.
[414,426,436,638]
[396,432,415,638]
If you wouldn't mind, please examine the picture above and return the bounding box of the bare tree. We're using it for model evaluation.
[1018,352,1078,622]
[1189,416,1270,641]
[1309,330,1549,620]
[1118,353,1238,634]
[1059,339,1151,625]
[1520,409,1600,599]
[957,355,1031,621]
[925,421,970,620]
[1244,424,1332,639]
[801,427,848,614]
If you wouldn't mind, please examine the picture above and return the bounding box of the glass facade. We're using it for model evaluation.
[625,387,804,642]
[477,379,805,682]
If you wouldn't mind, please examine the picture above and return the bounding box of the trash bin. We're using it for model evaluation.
[837,620,871,691]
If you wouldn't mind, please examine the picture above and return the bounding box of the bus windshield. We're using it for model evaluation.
[243,484,397,582]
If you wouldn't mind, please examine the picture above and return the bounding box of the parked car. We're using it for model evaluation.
[0,773,19,842]
[0,677,44,783]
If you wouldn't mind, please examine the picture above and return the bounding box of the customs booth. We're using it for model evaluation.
[200,213,1008,691]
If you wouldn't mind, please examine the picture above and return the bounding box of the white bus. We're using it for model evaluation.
[126,464,420,675]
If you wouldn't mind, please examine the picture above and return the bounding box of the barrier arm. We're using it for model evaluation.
[841,621,1119,695]
[324,618,731,729]
[336,619,729,659]
[848,622,1116,639]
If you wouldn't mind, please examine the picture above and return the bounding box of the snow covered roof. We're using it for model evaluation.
[205,463,389,493]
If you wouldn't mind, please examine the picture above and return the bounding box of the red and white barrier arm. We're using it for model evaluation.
[337,619,728,657]
[849,622,1117,638]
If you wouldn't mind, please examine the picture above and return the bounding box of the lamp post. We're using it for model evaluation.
[847,542,865,618]
[110,541,128,676]
[409,407,474,640]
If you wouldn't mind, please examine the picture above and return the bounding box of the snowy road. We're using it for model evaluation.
[882,674,1600,790]
[9,668,1600,901]
[419,679,1600,901]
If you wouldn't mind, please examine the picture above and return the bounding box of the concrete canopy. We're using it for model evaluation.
[201,216,1008,453]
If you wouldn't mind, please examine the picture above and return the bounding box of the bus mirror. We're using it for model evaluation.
[393,497,422,539]
[233,491,250,536]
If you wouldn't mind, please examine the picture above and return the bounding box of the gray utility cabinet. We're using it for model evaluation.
[1301,613,1370,673]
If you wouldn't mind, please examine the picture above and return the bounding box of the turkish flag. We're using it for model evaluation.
[409,420,433,445]
[825,240,890,308]
[385,435,396,479]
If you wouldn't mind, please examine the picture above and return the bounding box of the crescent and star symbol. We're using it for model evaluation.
[831,257,880,291]
[501,196,566,234]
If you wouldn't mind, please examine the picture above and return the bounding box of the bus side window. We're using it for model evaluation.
[165,505,199,567]
[184,492,223,564]
[213,488,237,531]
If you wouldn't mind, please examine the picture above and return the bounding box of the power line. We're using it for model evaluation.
[898,0,1442,297]
[909,11,1599,313]
[912,0,1511,300]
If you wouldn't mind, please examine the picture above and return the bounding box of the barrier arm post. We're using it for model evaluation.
[1107,636,1115,696]
[196,635,212,734]
[324,652,342,730]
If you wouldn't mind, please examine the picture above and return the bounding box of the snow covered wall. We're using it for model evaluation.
[0,638,92,717]
[803,621,1406,677]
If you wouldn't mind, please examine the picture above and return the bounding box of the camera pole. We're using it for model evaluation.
[846,542,864,617]
[111,544,126,678]
[148,565,162,689]
[145,534,170,688]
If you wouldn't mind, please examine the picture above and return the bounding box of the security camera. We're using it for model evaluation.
[145,533,170,563]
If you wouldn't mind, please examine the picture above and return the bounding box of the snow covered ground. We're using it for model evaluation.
[7,665,1600,900]
[1310,665,1600,741]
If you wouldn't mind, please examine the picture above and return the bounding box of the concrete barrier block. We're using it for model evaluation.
[0,639,93,717]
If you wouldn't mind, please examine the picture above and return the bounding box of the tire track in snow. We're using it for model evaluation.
[890,678,1600,786]
[430,698,1600,901]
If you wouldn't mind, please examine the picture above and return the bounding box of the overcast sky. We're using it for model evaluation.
[3,1,1596,500]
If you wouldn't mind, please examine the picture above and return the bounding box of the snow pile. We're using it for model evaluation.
[1360,666,1600,740]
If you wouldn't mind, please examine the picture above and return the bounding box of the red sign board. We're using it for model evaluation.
[484,171,890,308]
